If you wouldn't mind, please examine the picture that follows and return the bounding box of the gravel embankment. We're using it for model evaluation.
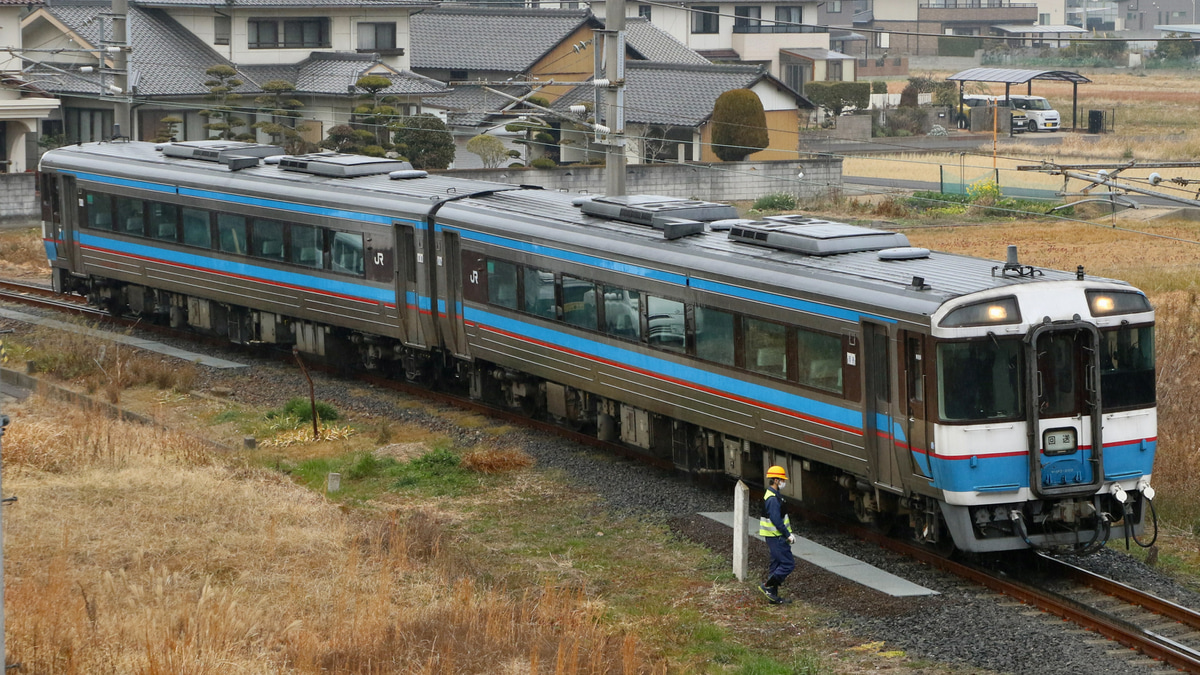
[0,309,1189,674]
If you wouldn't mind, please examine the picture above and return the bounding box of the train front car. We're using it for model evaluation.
[928,257,1156,553]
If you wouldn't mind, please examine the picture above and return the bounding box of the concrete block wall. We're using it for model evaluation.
[0,173,36,220]
[438,157,843,202]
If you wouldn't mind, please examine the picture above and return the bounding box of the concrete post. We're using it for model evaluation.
[733,480,749,581]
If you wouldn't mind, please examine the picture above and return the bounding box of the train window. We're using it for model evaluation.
[85,192,113,230]
[523,268,556,319]
[745,318,787,379]
[695,306,734,366]
[292,224,322,268]
[797,328,843,394]
[217,214,247,255]
[116,196,145,236]
[487,260,518,308]
[1100,325,1155,411]
[604,286,641,341]
[562,276,598,330]
[937,339,1024,422]
[647,296,685,353]
[252,219,286,261]
[182,208,211,248]
[148,203,178,241]
[331,231,364,276]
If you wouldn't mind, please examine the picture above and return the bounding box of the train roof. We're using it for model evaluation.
[42,141,1130,322]
[445,189,1122,321]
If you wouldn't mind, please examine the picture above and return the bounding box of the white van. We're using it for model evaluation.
[1006,95,1060,132]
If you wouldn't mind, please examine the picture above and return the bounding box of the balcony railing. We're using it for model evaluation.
[732,23,830,33]
[918,0,1036,7]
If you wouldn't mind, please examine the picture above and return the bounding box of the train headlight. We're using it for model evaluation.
[1086,289,1151,317]
[940,296,1021,328]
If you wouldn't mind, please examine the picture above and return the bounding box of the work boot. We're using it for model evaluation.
[758,583,783,605]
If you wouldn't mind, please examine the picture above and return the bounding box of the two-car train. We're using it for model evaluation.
[37,140,1157,553]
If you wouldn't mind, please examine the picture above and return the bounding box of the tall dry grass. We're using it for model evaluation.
[0,228,49,280]
[2,399,655,673]
[1145,291,1200,526]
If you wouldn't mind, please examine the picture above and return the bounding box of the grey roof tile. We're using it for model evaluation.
[136,0,435,7]
[240,53,449,95]
[426,83,534,126]
[555,61,784,127]
[411,7,593,72]
[33,4,237,96]
[624,17,709,65]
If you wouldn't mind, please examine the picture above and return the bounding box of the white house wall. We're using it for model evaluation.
[21,17,97,67]
[1,8,21,72]
[872,0,918,21]
[750,79,802,111]
[176,8,412,69]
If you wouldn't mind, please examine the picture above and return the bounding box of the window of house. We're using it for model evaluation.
[65,108,113,143]
[1039,12,1050,24]
[248,18,329,48]
[828,59,843,81]
[358,22,396,50]
[638,4,652,19]
[875,31,890,48]
[449,70,468,81]
[692,6,719,33]
[734,6,762,31]
[829,0,841,12]
[214,15,230,45]
[775,5,801,26]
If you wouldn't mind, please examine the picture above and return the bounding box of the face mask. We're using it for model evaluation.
[778,481,787,489]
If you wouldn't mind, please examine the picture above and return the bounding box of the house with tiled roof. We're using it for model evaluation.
[552,61,812,164]
[2,0,61,174]
[412,7,715,168]
[559,0,856,93]
[18,0,447,147]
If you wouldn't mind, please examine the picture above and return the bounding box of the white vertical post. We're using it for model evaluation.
[733,480,749,582]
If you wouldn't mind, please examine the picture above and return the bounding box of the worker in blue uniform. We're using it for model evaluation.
[758,465,795,604]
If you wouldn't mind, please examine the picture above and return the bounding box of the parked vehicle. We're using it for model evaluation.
[993,98,1029,133]
[1005,95,1060,132]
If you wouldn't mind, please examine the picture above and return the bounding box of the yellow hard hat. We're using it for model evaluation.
[766,465,788,480]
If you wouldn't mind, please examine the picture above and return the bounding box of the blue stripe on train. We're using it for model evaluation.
[78,233,396,305]
[923,439,1155,494]
[466,306,869,435]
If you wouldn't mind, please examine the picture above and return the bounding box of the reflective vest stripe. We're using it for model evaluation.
[758,488,792,537]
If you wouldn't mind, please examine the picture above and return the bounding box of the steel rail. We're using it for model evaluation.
[1039,553,1200,632]
[793,506,1200,672]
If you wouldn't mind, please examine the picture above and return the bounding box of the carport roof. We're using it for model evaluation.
[947,67,1092,85]
[991,24,1089,35]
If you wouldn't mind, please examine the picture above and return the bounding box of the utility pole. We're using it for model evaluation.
[110,0,130,138]
[595,0,626,196]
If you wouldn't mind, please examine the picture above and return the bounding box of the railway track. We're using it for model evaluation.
[2,280,1196,672]
[810,509,1200,673]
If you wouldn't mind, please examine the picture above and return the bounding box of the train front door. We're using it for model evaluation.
[864,323,901,491]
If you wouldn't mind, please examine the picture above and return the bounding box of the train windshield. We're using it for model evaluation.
[1100,325,1155,410]
[937,338,1025,422]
